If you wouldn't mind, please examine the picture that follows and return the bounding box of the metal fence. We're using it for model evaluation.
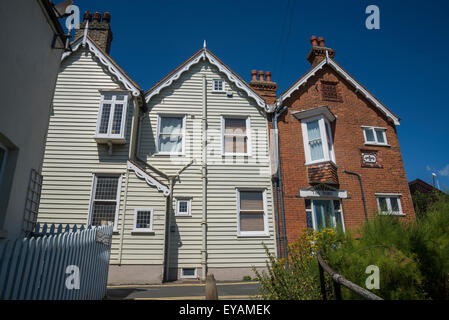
[0,223,113,300]
[317,250,383,300]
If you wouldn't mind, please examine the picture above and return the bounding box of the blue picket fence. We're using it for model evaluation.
[0,223,113,300]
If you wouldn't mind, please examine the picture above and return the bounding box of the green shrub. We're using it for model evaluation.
[242,275,252,281]
[327,217,426,300]
[254,229,338,300]
[409,195,449,299]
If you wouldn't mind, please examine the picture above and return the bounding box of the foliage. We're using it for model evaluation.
[256,194,449,300]
[242,276,252,281]
[253,229,339,300]
[408,195,449,299]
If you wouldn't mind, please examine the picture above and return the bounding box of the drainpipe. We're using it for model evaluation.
[272,104,288,259]
[201,74,208,281]
[344,170,368,221]
[272,177,281,258]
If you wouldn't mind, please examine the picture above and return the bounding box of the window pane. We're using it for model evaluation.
[115,95,125,101]
[224,136,247,154]
[390,197,399,212]
[99,104,111,134]
[214,80,223,91]
[182,268,196,277]
[305,199,311,210]
[136,210,152,229]
[240,213,265,232]
[95,176,119,200]
[378,197,388,212]
[91,202,116,226]
[103,94,113,101]
[111,104,123,134]
[240,191,263,210]
[160,117,183,134]
[307,120,324,161]
[225,118,246,134]
[178,201,188,213]
[375,129,385,143]
[159,134,182,153]
[364,128,375,142]
[313,200,334,230]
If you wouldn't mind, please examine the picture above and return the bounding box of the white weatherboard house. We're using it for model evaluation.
[38,14,276,284]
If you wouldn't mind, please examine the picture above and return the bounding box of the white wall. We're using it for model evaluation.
[0,0,64,238]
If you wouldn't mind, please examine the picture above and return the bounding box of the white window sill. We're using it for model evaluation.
[378,212,406,217]
[237,233,270,238]
[154,152,185,156]
[222,153,251,157]
[175,214,192,217]
[364,143,390,147]
[212,90,226,94]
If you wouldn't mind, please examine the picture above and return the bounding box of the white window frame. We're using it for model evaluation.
[155,114,186,156]
[94,92,129,140]
[180,268,197,279]
[221,116,252,156]
[306,198,345,232]
[212,79,225,93]
[236,188,269,237]
[175,198,192,216]
[375,193,404,216]
[301,115,336,165]
[132,208,154,233]
[0,142,8,188]
[87,174,123,232]
[362,126,389,146]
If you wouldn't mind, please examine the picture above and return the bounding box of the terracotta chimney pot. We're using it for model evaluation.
[266,71,272,82]
[310,36,318,47]
[102,12,111,23]
[318,37,325,47]
[83,11,92,22]
[251,70,257,81]
[93,12,101,22]
[258,70,265,82]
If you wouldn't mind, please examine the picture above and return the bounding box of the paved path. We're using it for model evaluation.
[106,281,261,300]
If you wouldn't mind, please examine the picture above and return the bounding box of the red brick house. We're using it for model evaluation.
[251,36,415,257]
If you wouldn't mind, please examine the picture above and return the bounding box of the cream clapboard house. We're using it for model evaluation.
[38,13,276,284]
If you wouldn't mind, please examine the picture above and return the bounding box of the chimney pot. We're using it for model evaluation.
[83,11,92,22]
[102,12,111,23]
[318,37,325,47]
[251,70,257,81]
[266,71,272,82]
[93,12,101,22]
[258,70,265,82]
[310,36,318,47]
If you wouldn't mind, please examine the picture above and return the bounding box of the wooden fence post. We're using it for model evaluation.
[205,273,218,300]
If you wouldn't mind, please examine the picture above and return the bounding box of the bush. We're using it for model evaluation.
[253,229,338,300]
[409,195,449,299]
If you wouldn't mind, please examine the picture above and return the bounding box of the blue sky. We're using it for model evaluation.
[68,0,449,190]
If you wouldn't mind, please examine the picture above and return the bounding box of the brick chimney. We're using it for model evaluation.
[74,11,113,54]
[306,36,335,67]
[249,70,278,104]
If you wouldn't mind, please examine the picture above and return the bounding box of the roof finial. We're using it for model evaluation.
[203,40,207,49]
[82,20,89,46]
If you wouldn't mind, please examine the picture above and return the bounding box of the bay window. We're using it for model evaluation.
[94,93,128,143]
[157,115,186,155]
[301,116,335,165]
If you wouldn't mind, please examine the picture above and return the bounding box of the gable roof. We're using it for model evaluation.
[278,54,401,126]
[144,48,269,111]
[61,34,141,97]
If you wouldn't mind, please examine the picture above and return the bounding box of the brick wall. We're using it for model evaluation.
[275,65,415,244]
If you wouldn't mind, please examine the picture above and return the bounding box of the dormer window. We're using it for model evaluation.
[94,93,128,144]
[212,79,225,92]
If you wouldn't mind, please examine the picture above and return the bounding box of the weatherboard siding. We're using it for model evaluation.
[38,48,166,265]
[141,61,276,270]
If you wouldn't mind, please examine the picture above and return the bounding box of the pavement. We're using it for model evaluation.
[106,281,261,300]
